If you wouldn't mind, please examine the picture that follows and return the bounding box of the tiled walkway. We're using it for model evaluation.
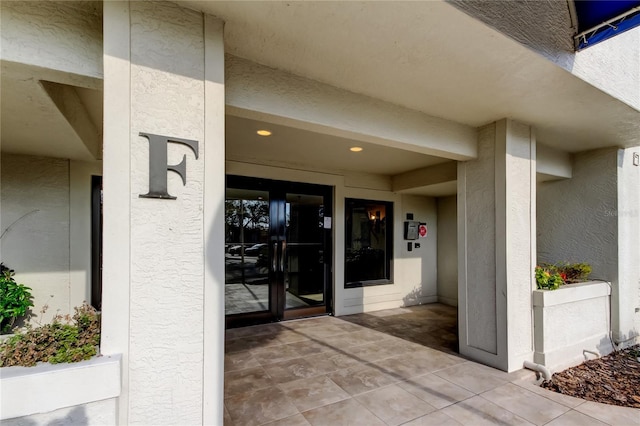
[224,304,639,425]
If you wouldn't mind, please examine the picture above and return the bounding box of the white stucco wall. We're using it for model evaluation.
[616,148,640,343]
[533,282,613,372]
[437,195,457,306]
[225,55,477,161]
[0,154,100,322]
[537,147,640,343]
[449,1,640,112]
[537,149,619,294]
[447,0,575,69]
[398,194,438,307]
[101,2,226,424]
[458,119,536,372]
[0,1,103,79]
[459,124,497,355]
[537,143,572,181]
[2,399,116,426]
[572,28,640,111]
[1,154,70,319]
[1,355,120,422]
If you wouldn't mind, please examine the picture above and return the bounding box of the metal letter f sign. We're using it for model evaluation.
[139,132,199,200]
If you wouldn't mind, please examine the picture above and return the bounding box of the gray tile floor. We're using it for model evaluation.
[224,304,639,425]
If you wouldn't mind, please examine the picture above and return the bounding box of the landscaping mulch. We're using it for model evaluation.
[541,345,640,408]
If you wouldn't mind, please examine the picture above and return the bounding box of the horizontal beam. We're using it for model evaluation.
[392,161,457,192]
[40,81,102,160]
[537,143,572,181]
[226,55,477,161]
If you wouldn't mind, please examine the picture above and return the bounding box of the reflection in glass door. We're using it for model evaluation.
[224,188,270,316]
[225,176,332,327]
[284,193,325,310]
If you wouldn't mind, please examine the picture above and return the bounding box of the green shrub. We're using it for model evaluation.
[535,262,593,290]
[0,303,100,367]
[561,262,592,283]
[0,263,34,333]
[535,265,564,290]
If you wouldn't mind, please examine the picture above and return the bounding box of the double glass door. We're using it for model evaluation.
[225,176,332,327]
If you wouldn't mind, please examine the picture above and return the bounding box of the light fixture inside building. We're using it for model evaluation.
[350,146,363,152]
[256,129,272,136]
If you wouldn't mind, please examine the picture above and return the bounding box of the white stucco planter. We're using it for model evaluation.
[0,354,121,423]
[533,281,613,372]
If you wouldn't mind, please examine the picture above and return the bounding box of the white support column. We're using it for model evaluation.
[616,148,640,345]
[102,2,225,424]
[458,119,536,372]
[203,14,226,426]
[102,2,131,424]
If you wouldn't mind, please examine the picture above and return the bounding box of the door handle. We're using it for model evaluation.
[280,240,287,272]
[272,242,278,271]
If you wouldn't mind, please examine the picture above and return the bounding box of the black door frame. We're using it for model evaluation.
[225,175,333,328]
[91,175,103,311]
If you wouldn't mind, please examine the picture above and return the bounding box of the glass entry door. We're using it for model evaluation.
[225,176,332,327]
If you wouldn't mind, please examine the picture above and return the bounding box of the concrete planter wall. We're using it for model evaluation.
[533,281,613,372]
[0,354,121,424]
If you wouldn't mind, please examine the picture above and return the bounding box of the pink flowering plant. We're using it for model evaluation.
[535,262,592,290]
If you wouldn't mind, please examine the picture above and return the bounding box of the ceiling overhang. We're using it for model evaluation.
[183,0,640,152]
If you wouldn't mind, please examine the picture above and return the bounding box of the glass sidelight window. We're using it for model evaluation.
[345,198,393,288]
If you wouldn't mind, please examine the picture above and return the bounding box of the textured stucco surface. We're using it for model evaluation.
[616,148,640,342]
[572,28,640,111]
[537,147,640,342]
[503,120,536,367]
[1,398,117,426]
[0,155,100,322]
[399,194,439,306]
[533,282,613,371]
[225,55,477,161]
[458,120,536,371]
[1,154,71,318]
[1,354,120,421]
[538,149,619,294]
[0,1,102,78]
[437,195,458,306]
[448,0,575,69]
[127,2,206,424]
[461,124,498,354]
[448,1,640,112]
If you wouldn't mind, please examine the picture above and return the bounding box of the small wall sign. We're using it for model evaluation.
[139,132,199,200]
[419,223,428,238]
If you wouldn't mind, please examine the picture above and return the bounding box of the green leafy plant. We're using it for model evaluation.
[560,262,592,283]
[0,303,100,367]
[0,263,34,333]
[535,265,564,290]
[535,262,593,290]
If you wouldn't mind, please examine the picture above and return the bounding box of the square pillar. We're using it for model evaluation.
[102,2,225,424]
[458,118,536,372]
[616,148,640,344]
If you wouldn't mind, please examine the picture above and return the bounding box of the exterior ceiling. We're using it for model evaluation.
[1,60,102,161]
[186,0,640,151]
[226,115,450,176]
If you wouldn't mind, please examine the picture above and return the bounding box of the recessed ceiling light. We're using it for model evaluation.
[257,130,272,136]
[350,146,363,152]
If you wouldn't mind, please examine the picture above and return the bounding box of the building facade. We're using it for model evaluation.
[1,1,639,424]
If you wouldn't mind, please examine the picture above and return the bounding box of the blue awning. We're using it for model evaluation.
[574,0,640,50]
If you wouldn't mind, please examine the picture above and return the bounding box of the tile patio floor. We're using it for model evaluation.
[224,304,639,426]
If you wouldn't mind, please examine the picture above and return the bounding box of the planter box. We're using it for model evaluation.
[533,281,613,372]
[1,354,121,422]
